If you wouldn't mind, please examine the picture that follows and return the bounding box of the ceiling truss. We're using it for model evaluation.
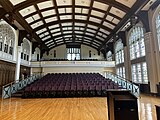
[0,0,150,51]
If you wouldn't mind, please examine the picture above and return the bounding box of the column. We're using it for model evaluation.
[124,46,132,81]
[15,46,22,83]
[144,32,159,93]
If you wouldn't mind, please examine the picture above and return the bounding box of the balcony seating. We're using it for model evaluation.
[22,73,122,98]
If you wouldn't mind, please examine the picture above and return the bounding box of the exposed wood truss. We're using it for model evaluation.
[0,0,149,51]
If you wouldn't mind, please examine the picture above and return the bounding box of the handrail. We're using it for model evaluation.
[2,73,43,99]
[106,71,140,97]
[108,71,133,83]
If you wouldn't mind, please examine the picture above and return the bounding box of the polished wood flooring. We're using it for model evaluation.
[0,94,160,120]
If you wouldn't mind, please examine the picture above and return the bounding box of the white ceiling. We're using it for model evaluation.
[5,0,143,49]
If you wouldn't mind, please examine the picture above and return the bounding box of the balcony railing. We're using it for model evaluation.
[2,74,43,99]
[106,71,140,97]
[31,61,115,67]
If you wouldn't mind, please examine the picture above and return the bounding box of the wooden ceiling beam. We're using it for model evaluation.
[72,0,75,42]
[33,19,112,34]
[0,0,49,50]
[41,29,106,42]
[90,6,111,46]
[44,33,102,46]
[96,0,130,13]
[49,42,99,50]
[81,0,94,44]
[0,8,7,19]
[39,25,108,39]
[29,12,117,28]
[34,4,57,46]
[98,0,150,50]
[52,0,66,44]
[14,0,129,13]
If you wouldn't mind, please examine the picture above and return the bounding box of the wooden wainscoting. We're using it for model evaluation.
[0,60,16,95]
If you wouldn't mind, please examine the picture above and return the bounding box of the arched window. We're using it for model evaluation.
[156,11,160,51]
[107,51,112,61]
[115,40,124,64]
[115,40,125,78]
[0,20,15,59]
[129,26,145,60]
[31,47,41,61]
[21,38,30,61]
[129,25,148,83]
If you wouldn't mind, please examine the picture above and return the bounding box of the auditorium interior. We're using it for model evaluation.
[0,0,160,120]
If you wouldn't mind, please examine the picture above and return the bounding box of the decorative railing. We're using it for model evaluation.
[31,61,115,67]
[0,51,14,62]
[106,71,140,97]
[2,74,43,99]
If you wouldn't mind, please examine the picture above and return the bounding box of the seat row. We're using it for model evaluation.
[22,73,122,98]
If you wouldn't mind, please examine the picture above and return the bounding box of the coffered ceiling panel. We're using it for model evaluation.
[37,1,54,10]
[56,0,72,6]
[19,5,36,17]
[9,0,26,6]
[115,0,136,8]
[110,7,126,18]
[93,1,109,11]
[75,0,91,7]
[0,0,149,51]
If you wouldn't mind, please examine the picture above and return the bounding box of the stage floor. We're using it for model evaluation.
[0,94,160,120]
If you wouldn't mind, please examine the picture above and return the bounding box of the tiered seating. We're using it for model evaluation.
[22,73,122,98]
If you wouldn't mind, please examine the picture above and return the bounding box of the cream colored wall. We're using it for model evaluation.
[31,67,42,74]
[42,67,103,74]
[81,45,104,59]
[42,45,66,60]
[42,44,104,60]
[103,67,115,73]
[31,66,115,77]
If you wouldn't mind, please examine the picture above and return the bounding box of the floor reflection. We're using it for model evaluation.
[0,94,160,120]
[138,95,160,120]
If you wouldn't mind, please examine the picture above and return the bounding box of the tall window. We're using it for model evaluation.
[67,48,80,60]
[116,67,125,78]
[129,26,145,60]
[129,25,148,83]
[115,40,124,65]
[156,11,160,51]
[0,20,15,57]
[115,40,125,78]
[131,62,148,83]
[21,38,30,61]
[107,51,112,61]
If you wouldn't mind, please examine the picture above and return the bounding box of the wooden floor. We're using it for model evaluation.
[0,94,160,120]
